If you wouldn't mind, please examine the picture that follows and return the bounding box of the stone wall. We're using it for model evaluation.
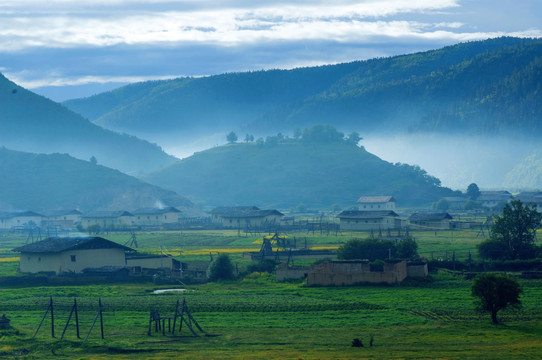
[306,260,407,286]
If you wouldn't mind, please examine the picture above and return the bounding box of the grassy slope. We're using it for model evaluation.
[0,147,195,213]
[143,140,456,208]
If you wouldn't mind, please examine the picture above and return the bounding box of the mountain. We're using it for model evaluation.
[63,37,542,142]
[0,74,177,175]
[142,126,458,209]
[0,147,200,215]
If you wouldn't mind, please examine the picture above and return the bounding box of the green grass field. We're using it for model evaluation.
[1,229,542,359]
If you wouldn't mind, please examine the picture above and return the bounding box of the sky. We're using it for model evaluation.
[1,0,541,102]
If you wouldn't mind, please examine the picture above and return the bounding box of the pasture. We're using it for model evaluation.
[1,228,542,358]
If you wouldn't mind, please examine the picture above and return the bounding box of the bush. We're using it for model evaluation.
[207,254,235,281]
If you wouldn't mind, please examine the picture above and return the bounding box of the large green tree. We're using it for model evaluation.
[478,200,541,260]
[337,238,395,261]
[471,273,522,324]
[208,254,235,281]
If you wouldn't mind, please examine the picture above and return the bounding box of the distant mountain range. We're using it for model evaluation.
[0,147,199,214]
[142,126,458,209]
[0,74,177,175]
[64,37,542,142]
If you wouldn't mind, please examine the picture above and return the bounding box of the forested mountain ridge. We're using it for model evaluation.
[142,126,458,209]
[0,74,177,174]
[0,147,199,214]
[64,37,542,139]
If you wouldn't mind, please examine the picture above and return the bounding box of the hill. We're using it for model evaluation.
[0,74,177,175]
[0,147,199,214]
[64,37,542,141]
[142,126,458,209]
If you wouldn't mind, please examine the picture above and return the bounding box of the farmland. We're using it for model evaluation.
[1,229,542,359]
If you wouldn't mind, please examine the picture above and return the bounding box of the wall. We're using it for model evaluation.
[276,263,309,281]
[306,260,407,286]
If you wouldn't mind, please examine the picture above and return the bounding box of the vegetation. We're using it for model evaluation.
[471,273,523,324]
[337,237,419,261]
[208,254,235,281]
[478,200,542,260]
[0,147,196,213]
[467,183,481,200]
[0,74,176,174]
[143,125,456,208]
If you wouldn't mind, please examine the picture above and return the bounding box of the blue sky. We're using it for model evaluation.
[1,0,541,101]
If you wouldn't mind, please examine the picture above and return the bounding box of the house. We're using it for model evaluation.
[306,260,408,286]
[80,211,134,230]
[132,207,182,227]
[43,209,82,229]
[336,210,400,231]
[210,206,284,229]
[13,236,133,275]
[0,211,45,230]
[408,212,453,230]
[477,191,513,210]
[441,197,469,210]
[514,192,542,208]
[357,196,396,211]
[125,253,182,275]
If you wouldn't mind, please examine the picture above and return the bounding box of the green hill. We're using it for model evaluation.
[143,126,458,209]
[64,37,542,139]
[0,74,177,175]
[0,147,198,214]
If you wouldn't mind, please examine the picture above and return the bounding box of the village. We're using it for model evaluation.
[4,190,542,287]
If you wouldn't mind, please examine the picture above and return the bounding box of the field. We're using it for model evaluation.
[1,229,542,359]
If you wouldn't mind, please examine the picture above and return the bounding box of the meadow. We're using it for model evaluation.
[1,228,542,359]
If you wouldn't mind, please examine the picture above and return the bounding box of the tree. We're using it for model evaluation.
[466,183,481,200]
[346,131,362,146]
[226,131,238,143]
[90,156,98,165]
[244,134,254,143]
[471,273,522,324]
[337,238,395,261]
[433,198,450,211]
[478,200,542,260]
[395,237,419,259]
[208,254,235,281]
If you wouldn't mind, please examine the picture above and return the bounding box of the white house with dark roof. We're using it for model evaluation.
[43,209,82,228]
[210,206,284,229]
[477,191,513,210]
[81,211,134,229]
[13,236,133,274]
[337,210,400,231]
[357,196,396,211]
[0,211,45,230]
[132,207,181,226]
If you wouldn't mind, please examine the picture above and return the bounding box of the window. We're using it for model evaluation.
[71,255,76,262]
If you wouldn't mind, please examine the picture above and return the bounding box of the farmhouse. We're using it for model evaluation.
[0,211,45,230]
[477,191,513,210]
[306,260,407,286]
[210,206,283,229]
[357,196,396,211]
[132,207,182,227]
[13,236,133,275]
[126,253,182,275]
[514,192,542,208]
[43,209,82,229]
[408,212,453,230]
[336,210,400,231]
[81,211,134,229]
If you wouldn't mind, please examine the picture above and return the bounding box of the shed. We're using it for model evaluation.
[408,213,453,230]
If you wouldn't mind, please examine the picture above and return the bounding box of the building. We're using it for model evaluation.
[408,212,453,230]
[514,192,542,208]
[13,236,133,275]
[357,196,396,211]
[306,260,408,286]
[441,197,469,210]
[0,211,45,230]
[337,210,400,231]
[210,206,283,229]
[80,211,134,229]
[477,191,513,210]
[132,207,182,227]
[125,253,181,275]
[43,209,82,229]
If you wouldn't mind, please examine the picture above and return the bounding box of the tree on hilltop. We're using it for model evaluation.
[226,131,238,143]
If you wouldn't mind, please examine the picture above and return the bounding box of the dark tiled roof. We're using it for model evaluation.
[210,206,283,218]
[44,209,82,217]
[132,207,181,215]
[337,210,398,219]
[357,196,395,203]
[0,211,44,219]
[13,236,133,253]
[408,213,452,221]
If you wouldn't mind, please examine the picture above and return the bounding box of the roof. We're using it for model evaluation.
[408,213,452,221]
[82,211,133,219]
[210,206,283,218]
[13,236,133,253]
[0,211,45,219]
[44,209,83,217]
[132,207,181,215]
[337,210,398,219]
[357,196,396,203]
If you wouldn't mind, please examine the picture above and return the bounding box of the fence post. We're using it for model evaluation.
[50,297,55,338]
